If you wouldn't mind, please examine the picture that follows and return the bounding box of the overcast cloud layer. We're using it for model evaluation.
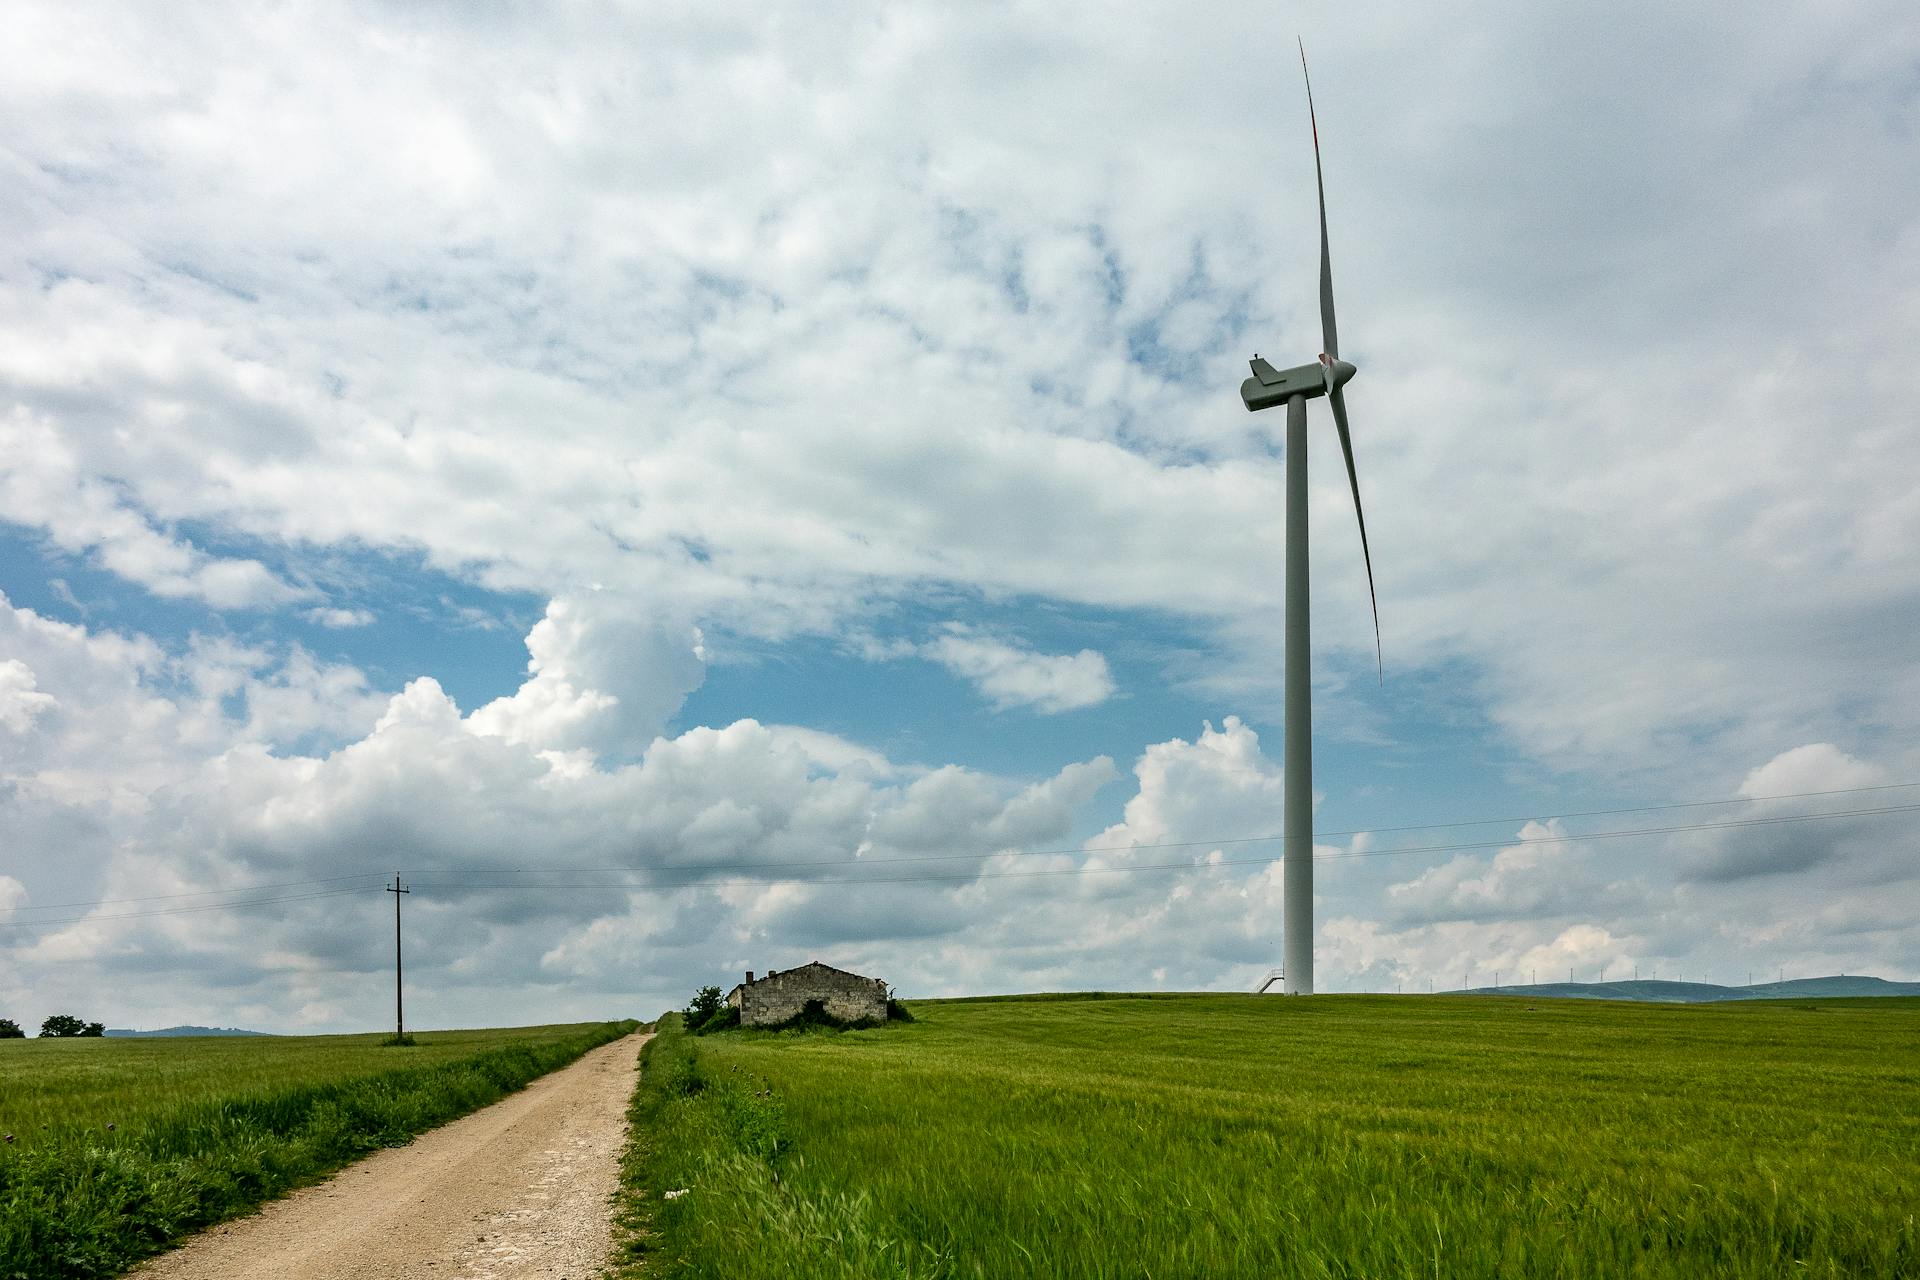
[3,2,1917,1030]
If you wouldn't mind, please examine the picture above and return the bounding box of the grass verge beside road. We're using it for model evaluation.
[616,994,1918,1278]
[0,1019,637,1279]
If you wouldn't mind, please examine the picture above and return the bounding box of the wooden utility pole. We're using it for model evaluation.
[387,874,410,1038]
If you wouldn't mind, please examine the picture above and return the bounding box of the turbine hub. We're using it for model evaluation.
[1323,355,1358,389]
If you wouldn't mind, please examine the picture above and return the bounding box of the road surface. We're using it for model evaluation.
[134,1031,650,1280]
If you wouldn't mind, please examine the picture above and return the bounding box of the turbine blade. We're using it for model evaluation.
[1327,384,1381,681]
[1300,39,1337,361]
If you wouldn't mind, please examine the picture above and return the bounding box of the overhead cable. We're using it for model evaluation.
[6,780,1916,928]
[402,801,1920,892]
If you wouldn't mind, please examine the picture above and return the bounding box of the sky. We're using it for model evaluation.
[2,2,1918,1033]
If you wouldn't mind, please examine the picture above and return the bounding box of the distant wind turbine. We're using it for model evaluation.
[1239,42,1382,996]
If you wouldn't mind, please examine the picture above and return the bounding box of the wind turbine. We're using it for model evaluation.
[1239,43,1380,996]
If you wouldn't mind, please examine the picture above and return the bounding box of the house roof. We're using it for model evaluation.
[728,959,882,999]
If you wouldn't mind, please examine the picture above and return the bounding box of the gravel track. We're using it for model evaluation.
[132,1031,649,1280]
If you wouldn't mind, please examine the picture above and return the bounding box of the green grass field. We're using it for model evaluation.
[0,1020,637,1279]
[621,994,1919,1278]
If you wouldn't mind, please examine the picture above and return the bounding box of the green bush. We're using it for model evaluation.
[689,1005,739,1036]
[682,985,726,1034]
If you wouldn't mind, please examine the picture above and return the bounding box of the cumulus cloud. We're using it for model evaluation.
[921,627,1114,713]
[1385,821,1641,926]
[1738,743,1884,800]
[235,649,390,747]
[467,593,705,756]
[1089,716,1284,856]
[0,659,57,732]
[0,594,1137,1025]
[1683,743,1897,883]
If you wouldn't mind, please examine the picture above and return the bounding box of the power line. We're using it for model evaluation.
[402,801,1920,893]
[1308,779,1920,838]
[408,797,1920,883]
[416,779,1920,877]
[5,780,1916,928]
[0,885,375,932]
[9,872,389,914]
[19,778,1920,910]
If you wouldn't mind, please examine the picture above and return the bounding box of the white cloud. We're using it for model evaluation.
[0,595,1130,1024]
[1737,743,1884,801]
[1682,743,1898,883]
[0,410,311,610]
[922,627,1114,713]
[466,592,704,755]
[0,659,57,732]
[1322,916,1637,991]
[1089,716,1284,856]
[305,607,374,629]
[1384,821,1641,926]
[236,648,389,746]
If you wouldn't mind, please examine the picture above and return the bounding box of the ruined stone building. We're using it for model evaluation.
[725,961,888,1027]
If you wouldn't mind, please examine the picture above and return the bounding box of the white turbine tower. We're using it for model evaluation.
[1239,44,1381,995]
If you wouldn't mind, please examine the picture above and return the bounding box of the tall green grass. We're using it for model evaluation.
[0,1020,636,1279]
[619,996,1918,1278]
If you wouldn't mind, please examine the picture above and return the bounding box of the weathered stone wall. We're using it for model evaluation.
[738,963,887,1027]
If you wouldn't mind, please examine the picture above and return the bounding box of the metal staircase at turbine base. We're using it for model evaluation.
[1256,969,1286,994]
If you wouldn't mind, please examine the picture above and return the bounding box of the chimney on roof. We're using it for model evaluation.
[745,970,754,984]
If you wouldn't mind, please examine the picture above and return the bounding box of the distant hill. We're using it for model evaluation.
[1458,975,1920,1003]
[103,1025,273,1037]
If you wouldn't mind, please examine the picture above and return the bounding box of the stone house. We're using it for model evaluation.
[725,961,889,1027]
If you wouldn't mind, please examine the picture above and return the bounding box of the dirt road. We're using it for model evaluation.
[134,1031,650,1280]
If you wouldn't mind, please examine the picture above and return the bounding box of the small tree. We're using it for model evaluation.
[684,985,724,1032]
[82,1022,106,1037]
[40,1014,86,1038]
[0,1018,24,1039]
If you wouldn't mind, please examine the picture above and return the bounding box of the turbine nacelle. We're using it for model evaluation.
[1239,355,1356,413]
